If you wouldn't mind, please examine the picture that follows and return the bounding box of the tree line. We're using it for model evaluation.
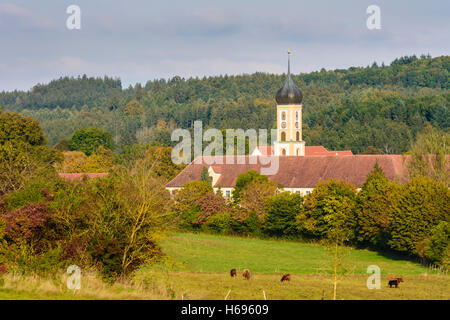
[0,55,448,154]
[0,108,448,281]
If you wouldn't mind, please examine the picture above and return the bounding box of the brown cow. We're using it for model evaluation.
[281,274,291,282]
[242,269,251,280]
[388,276,404,288]
[230,269,237,277]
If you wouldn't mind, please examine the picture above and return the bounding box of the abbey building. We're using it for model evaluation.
[166,52,409,198]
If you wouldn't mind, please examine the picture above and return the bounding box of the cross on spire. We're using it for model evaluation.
[287,49,291,75]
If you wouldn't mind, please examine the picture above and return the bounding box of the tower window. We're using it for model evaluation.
[296,131,300,141]
[295,111,300,129]
[281,131,286,141]
[281,111,286,121]
[282,148,286,156]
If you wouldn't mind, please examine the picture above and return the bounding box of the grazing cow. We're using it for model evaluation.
[242,269,251,280]
[230,269,237,277]
[281,274,291,282]
[388,276,404,288]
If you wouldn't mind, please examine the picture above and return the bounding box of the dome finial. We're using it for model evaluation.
[275,49,303,105]
[287,49,291,75]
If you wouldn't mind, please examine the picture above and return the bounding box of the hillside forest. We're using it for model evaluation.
[0,54,449,155]
[0,54,449,281]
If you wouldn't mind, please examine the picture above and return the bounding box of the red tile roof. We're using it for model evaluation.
[253,146,273,156]
[58,172,109,182]
[166,155,410,188]
[253,145,353,156]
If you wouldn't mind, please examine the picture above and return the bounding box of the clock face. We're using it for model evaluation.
[295,122,300,129]
[281,122,287,129]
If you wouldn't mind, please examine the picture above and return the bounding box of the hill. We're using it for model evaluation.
[1,55,449,153]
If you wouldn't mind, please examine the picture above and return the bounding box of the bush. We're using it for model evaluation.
[69,127,113,156]
[203,212,233,234]
[296,180,357,241]
[6,180,56,210]
[355,163,401,248]
[0,141,61,197]
[388,177,449,255]
[264,192,302,238]
[2,203,53,249]
[173,181,214,229]
[423,221,450,267]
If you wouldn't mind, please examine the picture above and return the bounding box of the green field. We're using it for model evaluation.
[1,232,448,300]
[148,233,437,276]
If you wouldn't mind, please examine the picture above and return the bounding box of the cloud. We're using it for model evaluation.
[0,3,54,30]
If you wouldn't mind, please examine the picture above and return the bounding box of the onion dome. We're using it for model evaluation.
[275,51,303,105]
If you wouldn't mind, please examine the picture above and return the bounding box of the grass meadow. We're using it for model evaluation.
[0,232,448,300]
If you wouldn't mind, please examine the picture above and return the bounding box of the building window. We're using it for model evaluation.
[296,131,300,141]
[305,190,311,196]
[296,148,301,156]
[281,131,286,141]
[282,148,286,156]
[225,190,231,199]
[281,111,287,129]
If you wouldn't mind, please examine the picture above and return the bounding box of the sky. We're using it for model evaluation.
[0,0,449,91]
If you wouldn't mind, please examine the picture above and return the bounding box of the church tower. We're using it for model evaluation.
[274,51,305,156]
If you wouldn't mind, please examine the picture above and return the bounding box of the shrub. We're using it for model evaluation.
[355,163,401,248]
[296,180,357,241]
[423,221,450,266]
[203,212,233,234]
[0,141,61,197]
[264,192,302,238]
[173,181,214,229]
[6,180,56,210]
[3,203,53,249]
[388,177,449,255]
[69,127,113,156]
[232,170,269,203]
[195,193,227,223]
[237,179,278,222]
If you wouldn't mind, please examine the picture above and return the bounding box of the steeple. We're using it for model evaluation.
[275,50,303,105]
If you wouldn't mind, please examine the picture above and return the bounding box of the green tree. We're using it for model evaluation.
[0,112,61,196]
[389,177,449,255]
[200,166,212,186]
[124,99,143,116]
[232,170,269,203]
[0,111,46,146]
[69,127,114,156]
[134,146,185,181]
[173,181,214,228]
[296,180,357,241]
[238,179,278,223]
[423,221,449,267]
[264,192,302,237]
[408,124,450,186]
[355,163,401,248]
